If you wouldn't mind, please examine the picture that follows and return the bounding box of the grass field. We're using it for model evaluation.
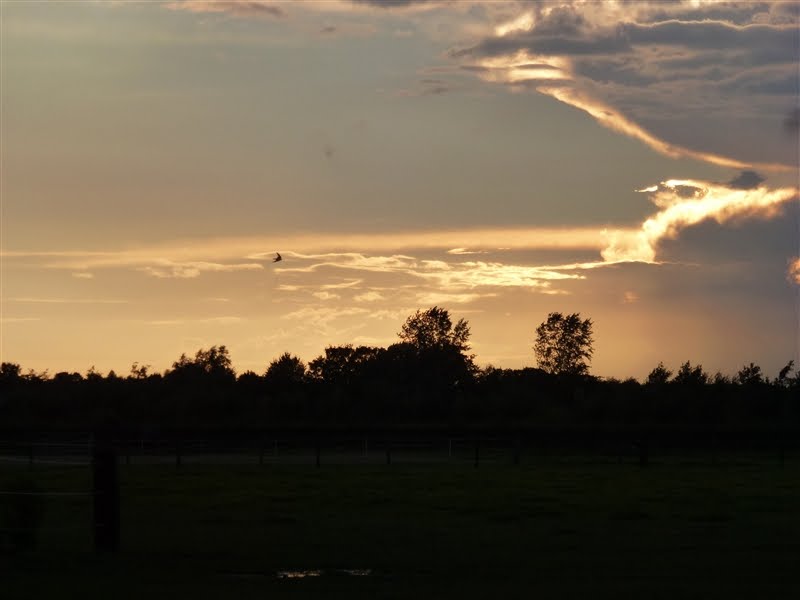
[3,458,799,599]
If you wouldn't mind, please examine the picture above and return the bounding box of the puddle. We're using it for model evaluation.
[277,570,323,579]
[276,569,372,579]
[225,568,373,579]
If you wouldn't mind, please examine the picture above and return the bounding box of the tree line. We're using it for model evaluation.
[1,307,797,429]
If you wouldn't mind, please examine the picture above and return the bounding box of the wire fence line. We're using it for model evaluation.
[0,434,793,470]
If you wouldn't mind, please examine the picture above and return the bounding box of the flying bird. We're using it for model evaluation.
[272,252,282,263]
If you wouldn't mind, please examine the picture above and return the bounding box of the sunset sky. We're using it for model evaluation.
[1,0,798,379]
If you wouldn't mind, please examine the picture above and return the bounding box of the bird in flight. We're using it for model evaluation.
[272,252,282,263]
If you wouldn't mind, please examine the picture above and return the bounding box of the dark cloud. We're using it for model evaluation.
[320,25,337,35]
[323,145,335,160]
[726,171,765,190]
[453,33,630,59]
[166,1,286,18]
[422,85,450,96]
[718,68,799,96]
[349,0,440,8]
[240,2,285,18]
[784,107,800,135]
[647,3,772,27]
[621,21,798,54]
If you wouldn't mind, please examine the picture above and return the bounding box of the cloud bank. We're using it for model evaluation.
[456,1,798,169]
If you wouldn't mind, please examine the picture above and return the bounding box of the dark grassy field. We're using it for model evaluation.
[3,458,799,599]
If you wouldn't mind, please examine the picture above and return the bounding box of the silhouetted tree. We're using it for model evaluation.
[711,372,731,385]
[533,312,594,376]
[646,362,672,385]
[53,371,83,385]
[308,345,383,386]
[776,361,794,386]
[264,353,307,387]
[399,306,472,355]
[85,366,103,383]
[128,362,151,380]
[166,345,236,386]
[735,363,763,386]
[673,361,708,385]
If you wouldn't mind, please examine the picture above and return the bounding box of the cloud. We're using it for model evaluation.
[535,85,791,172]
[416,260,584,291]
[354,291,384,302]
[447,248,485,255]
[454,1,798,170]
[726,170,765,190]
[602,179,798,263]
[71,272,94,279]
[348,0,445,11]
[416,291,495,305]
[0,317,42,323]
[785,107,800,134]
[138,261,264,279]
[148,316,244,326]
[2,226,610,272]
[6,297,128,304]
[313,291,341,301]
[165,1,287,18]
[789,257,800,285]
[622,291,639,304]
[281,307,371,334]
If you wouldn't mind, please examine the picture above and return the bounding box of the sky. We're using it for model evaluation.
[1,0,798,379]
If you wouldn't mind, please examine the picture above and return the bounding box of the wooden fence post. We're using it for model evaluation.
[638,439,649,468]
[93,429,120,553]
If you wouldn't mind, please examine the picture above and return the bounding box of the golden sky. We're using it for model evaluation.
[1,1,798,378]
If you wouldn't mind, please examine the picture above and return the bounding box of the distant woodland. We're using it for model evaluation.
[1,308,797,430]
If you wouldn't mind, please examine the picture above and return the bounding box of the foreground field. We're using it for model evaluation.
[3,459,799,599]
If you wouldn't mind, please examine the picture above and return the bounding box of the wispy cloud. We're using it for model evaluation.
[602,179,798,263]
[313,291,341,301]
[416,291,495,305]
[165,1,287,18]
[138,261,264,279]
[789,257,800,285]
[353,291,384,302]
[2,226,612,271]
[148,316,245,326]
[6,297,129,304]
[537,86,792,172]
[1,317,42,323]
[456,1,798,170]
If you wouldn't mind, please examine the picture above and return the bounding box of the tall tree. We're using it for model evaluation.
[399,306,471,354]
[673,361,708,385]
[646,362,672,385]
[167,345,236,385]
[533,312,594,376]
[735,362,763,386]
[264,353,307,387]
[308,345,383,386]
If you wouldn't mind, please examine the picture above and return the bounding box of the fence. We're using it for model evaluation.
[1,428,794,554]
